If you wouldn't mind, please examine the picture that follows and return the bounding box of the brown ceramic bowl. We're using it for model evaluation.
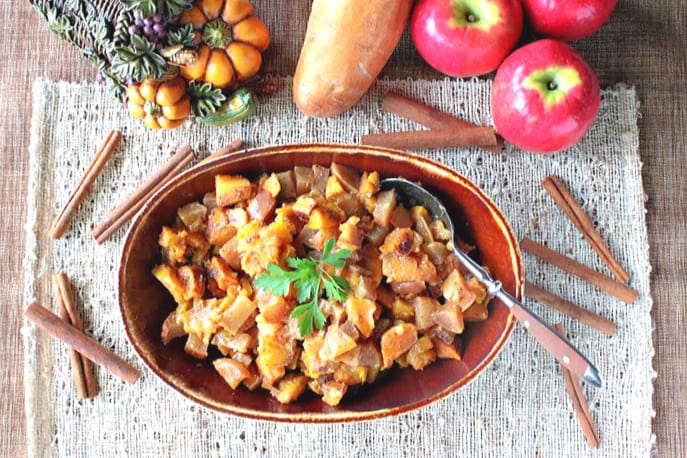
[119,143,522,422]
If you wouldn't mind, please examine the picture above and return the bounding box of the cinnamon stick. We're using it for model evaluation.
[554,323,600,448]
[382,91,504,154]
[520,238,639,304]
[524,283,616,336]
[24,303,141,384]
[542,175,630,283]
[202,139,244,164]
[360,127,498,150]
[52,273,98,398]
[49,130,122,239]
[92,144,194,243]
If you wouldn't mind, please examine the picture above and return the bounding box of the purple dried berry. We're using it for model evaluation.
[143,25,153,36]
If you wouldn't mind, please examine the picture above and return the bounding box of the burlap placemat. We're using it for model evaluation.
[24,75,653,457]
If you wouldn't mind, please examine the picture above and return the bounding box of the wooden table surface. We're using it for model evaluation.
[2,1,685,456]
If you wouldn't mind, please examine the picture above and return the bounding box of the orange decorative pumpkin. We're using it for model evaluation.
[180,0,270,90]
[126,76,192,130]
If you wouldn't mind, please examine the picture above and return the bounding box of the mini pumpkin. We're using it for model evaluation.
[126,76,192,130]
[180,0,270,90]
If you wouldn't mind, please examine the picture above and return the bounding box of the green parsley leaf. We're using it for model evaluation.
[254,238,352,337]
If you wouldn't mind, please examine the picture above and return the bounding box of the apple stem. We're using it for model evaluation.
[548,81,558,91]
[467,13,476,22]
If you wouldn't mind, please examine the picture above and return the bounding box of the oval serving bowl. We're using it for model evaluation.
[119,143,522,422]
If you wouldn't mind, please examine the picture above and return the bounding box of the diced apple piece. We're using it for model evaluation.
[177,265,205,300]
[205,207,237,246]
[214,357,251,389]
[345,297,377,338]
[442,269,477,311]
[406,335,436,370]
[248,188,277,221]
[271,374,309,403]
[372,189,396,229]
[220,294,258,335]
[365,224,388,247]
[215,174,253,207]
[463,298,489,322]
[218,237,241,270]
[391,281,426,299]
[423,241,451,265]
[390,204,413,229]
[161,310,185,344]
[184,332,208,359]
[334,364,367,386]
[312,164,330,194]
[177,201,207,232]
[275,170,297,198]
[412,296,440,330]
[380,323,418,369]
[431,302,465,334]
[338,216,364,251]
[330,162,360,193]
[294,165,314,195]
[430,219,451,241]
[202,191,217,209]
[410,206,434,242]
[242,367,262,390]
[212,330,254,354]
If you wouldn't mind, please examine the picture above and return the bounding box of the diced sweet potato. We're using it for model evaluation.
[325,175,347,199]
[205,207,237,246]
[431,338,462,360]
[257,293,293,323]
[319,325,358,362]
[177,265,205,300]
[391,298,415,321]
[412,296,440,331]
[152,264,186,303]
[215,174,253,207]
[372,189,396,229]
[406,335,436,370]
[380,228,422,255]
[214,357,251,389]
[431,302,465,334]
[338,216,364,250]
[208,256,239,291]
[242,366,262,390]
[262,173,281,198]
[358,171,380,198]
[381,252,437,283]
[345,297,377,338]
[271,374,309,403]
[375,286,395,310]
[463,298,489,322]
[161,310,185,344]
[321,380,347,406]
[334,364,367,386]
[212,330,254,355]
[307,205,345,229]
[380,323,418,369]
[218,237,242,270]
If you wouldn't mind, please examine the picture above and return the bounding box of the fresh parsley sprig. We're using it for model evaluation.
[255,238,352,337]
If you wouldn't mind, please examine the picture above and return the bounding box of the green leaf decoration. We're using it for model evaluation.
[91,17,111,44]
[167,23,196,47]
[65,0,81,12]
[47,8,74,37]
[110,34,166,82]
[160,0,194,20]
[187,81,227,118]
[120,0,157,17]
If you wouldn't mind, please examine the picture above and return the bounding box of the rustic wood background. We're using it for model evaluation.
[2,1,685,456]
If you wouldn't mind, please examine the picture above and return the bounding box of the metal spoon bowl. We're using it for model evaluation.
[381,177,602,388]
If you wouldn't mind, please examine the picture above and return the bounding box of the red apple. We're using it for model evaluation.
[491,39,600,153]
[522,0,618,42]
[410,0,523,77]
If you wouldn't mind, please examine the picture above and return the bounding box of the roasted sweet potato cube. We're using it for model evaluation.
[177,265,205,300]
[262,173,281,198]
[358,171,380,198]
[442,269,477,311]
[184,332,208,359]
[380,228,421,255]
[319,325,358,362]
[334,364,368,386]
[431,337,462,360]
[380,323,418,369]
[321,380,348,406]
[307,205,344,229]
[338,216,364,250]
[391,298,415,321]
[152,264,186,303]
[412,296,440,330]
[212,330,254,355]
[216,174,253,207]
[220,294,257,334]
[372,189,396,229]
[345,297,377,338]
[431,302,465,334]
[218,237,241,270]
[325,175,347,199]
[205,207,237,246]
[463,298,489,322]
[407,335,436,370]
[271,374,309,404]
[161,310,185,344]
[214,357,251,389]
[381,252,437,283]
[208,256,239,291]
[258,294,293,323]
[242,367,262,391]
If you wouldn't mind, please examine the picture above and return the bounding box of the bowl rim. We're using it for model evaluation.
[119,143,521,422]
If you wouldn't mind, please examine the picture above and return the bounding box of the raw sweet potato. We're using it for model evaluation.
[293,0,413,117]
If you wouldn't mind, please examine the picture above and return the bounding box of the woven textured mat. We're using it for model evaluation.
[24,76,654,457]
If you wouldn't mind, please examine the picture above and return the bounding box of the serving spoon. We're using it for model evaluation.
[381,177,602,388]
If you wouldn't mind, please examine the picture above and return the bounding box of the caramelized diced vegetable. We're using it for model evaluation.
[380,323,418,369]
[214,357,251,389]
[216,174,253,207]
